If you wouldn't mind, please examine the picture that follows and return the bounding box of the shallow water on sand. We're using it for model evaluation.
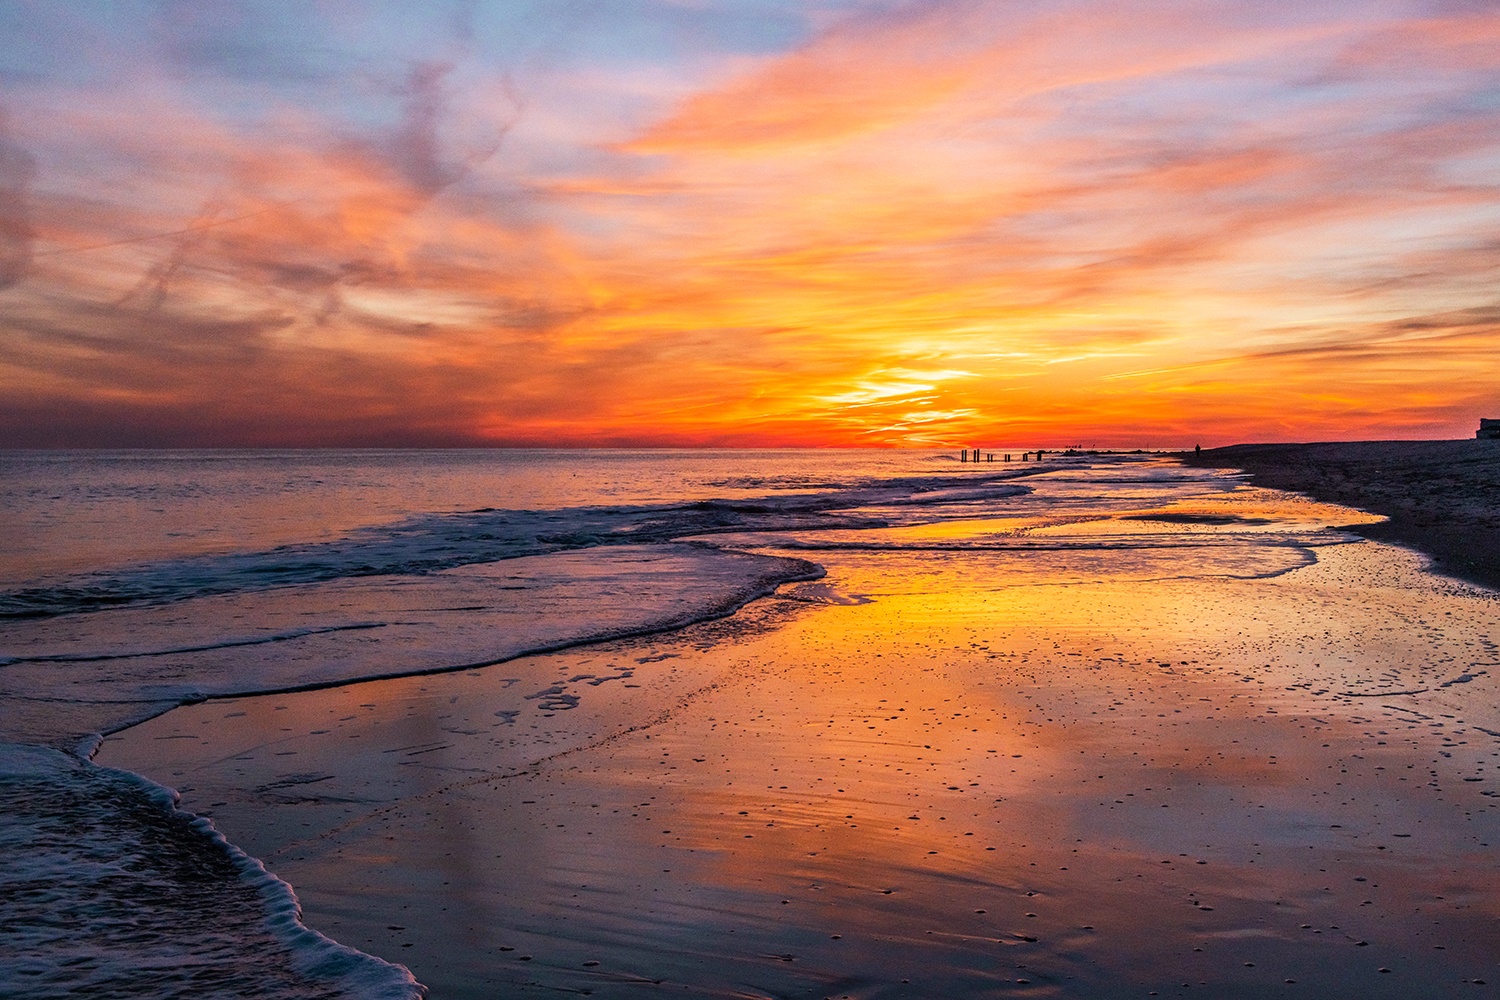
[89,455,1500,998]
[1,448,1094,998]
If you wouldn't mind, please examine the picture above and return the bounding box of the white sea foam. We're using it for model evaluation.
[0,544,820,745]
[0,742,422,1000]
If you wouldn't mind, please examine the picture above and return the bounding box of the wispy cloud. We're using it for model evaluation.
[0,108,35,290]
[1,0,1497,446]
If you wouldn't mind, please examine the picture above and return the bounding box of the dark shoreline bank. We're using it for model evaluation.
[1183,439,1500,592]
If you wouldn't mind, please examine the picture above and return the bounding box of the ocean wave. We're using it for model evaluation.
[0,474,1027,621]
[0,545,820,746]
[0,623,389,667]
[0,742,424,1000]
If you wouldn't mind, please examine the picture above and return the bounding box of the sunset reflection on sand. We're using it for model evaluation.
[104,469,1500,997]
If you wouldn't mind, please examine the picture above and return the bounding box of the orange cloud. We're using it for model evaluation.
[3,3,1499,447]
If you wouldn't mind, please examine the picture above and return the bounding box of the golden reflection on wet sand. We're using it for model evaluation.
[102,487,1500,998]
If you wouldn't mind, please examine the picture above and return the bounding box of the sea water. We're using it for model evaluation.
[0,448,1367,999]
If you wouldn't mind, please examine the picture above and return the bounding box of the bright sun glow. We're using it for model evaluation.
[1,2,1497,446]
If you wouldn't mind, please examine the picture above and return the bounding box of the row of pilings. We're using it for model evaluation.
[959,448,1048,463]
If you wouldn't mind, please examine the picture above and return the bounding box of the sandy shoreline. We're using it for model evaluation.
[1185,440,1500,592]
[98,476,1500,998]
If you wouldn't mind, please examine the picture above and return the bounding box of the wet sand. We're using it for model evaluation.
[1185,440,1500,591]
[100,489,1500,998]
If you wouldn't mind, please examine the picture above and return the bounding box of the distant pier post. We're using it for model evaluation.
[960,449,967,462]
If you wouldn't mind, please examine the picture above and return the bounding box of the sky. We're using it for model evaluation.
[1,0,1497,448]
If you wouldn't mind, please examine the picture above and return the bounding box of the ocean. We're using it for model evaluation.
[0,448,1400,998]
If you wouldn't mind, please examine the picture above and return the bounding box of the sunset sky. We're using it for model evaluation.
[1,0,1497,447]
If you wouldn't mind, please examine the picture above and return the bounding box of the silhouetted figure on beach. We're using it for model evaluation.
[1195,444,1201,456]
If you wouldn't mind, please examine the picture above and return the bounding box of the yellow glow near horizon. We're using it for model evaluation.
[2,4,1498,446]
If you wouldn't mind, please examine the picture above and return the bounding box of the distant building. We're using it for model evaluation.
[1479,418,1500,440]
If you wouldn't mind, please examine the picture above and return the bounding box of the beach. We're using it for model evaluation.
[1186,440,1500,592]
[103,538,1500,997]
[4,448,1499,998]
